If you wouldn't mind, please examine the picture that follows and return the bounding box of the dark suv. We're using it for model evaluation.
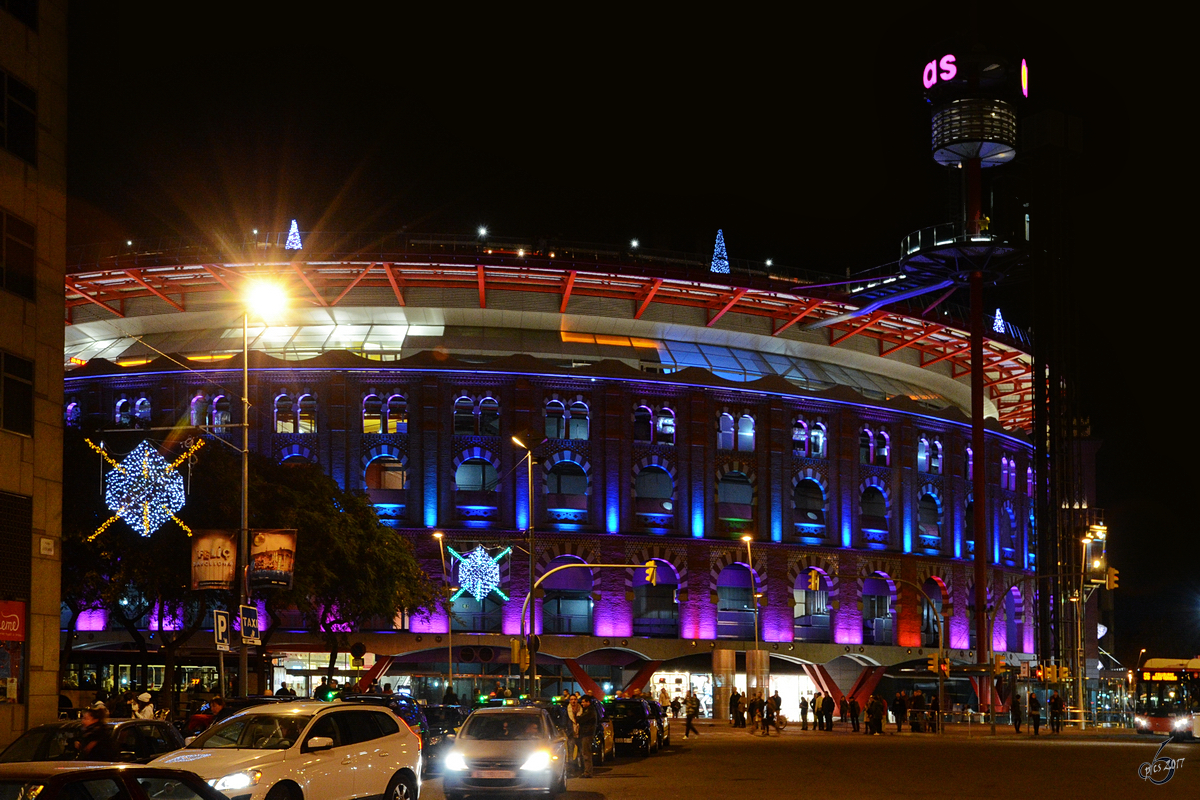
[603,699,658,755]
[0,719,184,764]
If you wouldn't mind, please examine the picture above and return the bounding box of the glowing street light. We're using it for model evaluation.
[765,259,773,267]
[630,239,640,249]
[478,226,488,238]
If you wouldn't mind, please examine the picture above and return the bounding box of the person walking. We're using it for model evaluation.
[1049,691,1063,733]
[1012,693,1023,734]
[893,691,908,733]
[761,696,777,736]
[821,693,835,732]
[730,688,741,728]
[577,696,599,777]
[867,694,884,735]
[77,705,117,760]
[848,696,861,733]
[799,694,810,731]
[910,688,925,733]
[566,695,583,773]
[1029,692,1042,736]
[684,691,701,739]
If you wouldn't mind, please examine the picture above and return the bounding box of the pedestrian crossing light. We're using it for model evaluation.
[643,561,658,587]
[807,571,821,591]
[1106,566,1119,590]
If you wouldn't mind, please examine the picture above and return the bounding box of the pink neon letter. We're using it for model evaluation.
[939,54,957,81]
[923,59,938,89]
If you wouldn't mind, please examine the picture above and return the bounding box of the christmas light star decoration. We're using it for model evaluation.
[447,545,512,602]
[285,219,303,250]
[86,438,204,540]
[710,229,729,274]
[993,308,1005,334]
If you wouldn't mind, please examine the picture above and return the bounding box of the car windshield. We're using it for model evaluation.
[604,703,645,720]
[188,714,312,750]
[0,727,79,762]
[459,714,546,740]
[424,708,462,728]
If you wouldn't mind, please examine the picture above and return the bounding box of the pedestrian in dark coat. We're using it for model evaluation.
[799,695,810,730]
[848,697,861,732]
[1012,694,1023,733]
[684,692,701,739]
[577,697,599,777]
[730,689,741,727]
[1049,691,1064,733]
[866,695,884,735]
[811,692,822,730]
[76,707,117,761]
[910,689,926,732]
[928,694,940,733]
[821,693,835,731]
[1029,693,1042,735]
[893,691,908,733]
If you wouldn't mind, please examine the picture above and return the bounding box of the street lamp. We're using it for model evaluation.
[1135,648,1147,672]
[239,281,286,696]
[741,535,759,653]
[434,532,453,697]
[512,436,535,694]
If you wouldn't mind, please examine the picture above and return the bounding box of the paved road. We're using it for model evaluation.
[420,720,1199,799]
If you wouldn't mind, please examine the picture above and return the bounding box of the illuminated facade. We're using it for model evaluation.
[62,234,1036,709]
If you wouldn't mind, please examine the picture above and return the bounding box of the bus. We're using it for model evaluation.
[1134,658,1200,738]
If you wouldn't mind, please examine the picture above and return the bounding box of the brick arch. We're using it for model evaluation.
[542,450,592,495]
[915,563,955,602]
[856,557,901,594]
[716,461,757,504]
[632,456,676,498]
[791,468,828,495]
[535,541,601,592]
[452,447,501,470]
[709,549,764,592]
[787,553,841,599]
[858,476,891,513]
[278,444,315,464]
[624,544,688,590]
[361,444,407,472]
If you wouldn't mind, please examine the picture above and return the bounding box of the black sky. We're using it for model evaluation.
[66,5,1197,665]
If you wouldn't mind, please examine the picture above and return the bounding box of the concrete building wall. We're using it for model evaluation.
[0,0,66,748]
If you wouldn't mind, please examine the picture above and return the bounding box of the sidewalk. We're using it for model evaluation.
[675,717,1140,742]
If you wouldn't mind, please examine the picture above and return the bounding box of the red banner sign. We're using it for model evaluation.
[0,601,25,642]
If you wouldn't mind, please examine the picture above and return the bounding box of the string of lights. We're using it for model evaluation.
[88,439,191,539]
[710,228,729,274]
[447,545,512,602]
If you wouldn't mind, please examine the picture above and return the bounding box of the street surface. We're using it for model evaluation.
[419,719,1200,799]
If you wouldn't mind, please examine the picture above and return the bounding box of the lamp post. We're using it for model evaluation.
[434,532,453,697]
[240,281,286,697]
[740,536,760,653]
[512,437,535,695]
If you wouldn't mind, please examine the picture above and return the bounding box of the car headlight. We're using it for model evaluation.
[520,750,553,771]
[1174,718,1192,729]
[444,751,469,771]
[1134,716,1146,727]
[209,770,262,791]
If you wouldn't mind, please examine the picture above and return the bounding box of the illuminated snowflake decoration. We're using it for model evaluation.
[710,229,729,274]
[448,545,511,602]
[993,308,1005,334]
[285,219,303,250]
[86,438,203,539]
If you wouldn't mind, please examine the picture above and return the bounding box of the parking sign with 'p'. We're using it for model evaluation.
[213,610,230,652]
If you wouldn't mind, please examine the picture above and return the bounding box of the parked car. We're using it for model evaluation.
[421,705,470,773]
[645,700,670,749]
[340,693,430,746]
[152,700,422,800]
[0,762,225,800]
[182,696,287,739]
[603,699,658,755]
[441,707,567,799]
[538,701,615,764]
[0,718,184,764]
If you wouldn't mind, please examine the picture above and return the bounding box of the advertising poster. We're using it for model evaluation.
[249,529,297,591]
[191,530,238,590]
[0,601,25,704]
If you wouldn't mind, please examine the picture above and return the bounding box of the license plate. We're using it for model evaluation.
[472,770,516,779]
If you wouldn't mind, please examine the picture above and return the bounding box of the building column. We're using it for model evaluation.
[746,648,769,696]
[712,648,736,722]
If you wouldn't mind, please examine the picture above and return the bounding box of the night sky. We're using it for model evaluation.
[66,6,1195,666]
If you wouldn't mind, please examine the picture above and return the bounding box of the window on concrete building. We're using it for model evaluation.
[1,208,36,301]
[210,395,230,435]
[874,430,890,467]
[65,401,80,428]
[918,493,941,540]
[917,437,929,473]
[792,419,808,456]
[862,574,894,645]
[133,398,151,429]
[189,395,207,428]
[718,472,753,506]
[114,398,132,428]
[365,456,406,490]
[930,440,943,475]
[0,351,33,435]
[794,569,830,642]
[1,69,37,166]
[633,559,678,638]
[810,423,827,458]
[635,466,673,501]
[859,428,873,464]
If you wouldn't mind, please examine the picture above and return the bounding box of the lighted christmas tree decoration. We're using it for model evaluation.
[285,219,303,250]
[447,545,512,602]
[86,438,205,540]
[710,229,729,274]
[993,308,1005,334]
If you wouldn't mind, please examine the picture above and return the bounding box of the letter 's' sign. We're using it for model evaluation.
[923,54,958,89]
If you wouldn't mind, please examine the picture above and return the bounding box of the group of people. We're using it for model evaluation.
[798,691,837,731]
[729,689,785,735]
[890,689,939,733]
[557,692,600,778]
[1013,690,1063,735]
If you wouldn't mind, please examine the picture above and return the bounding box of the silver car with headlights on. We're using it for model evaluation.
[441,707,567,799]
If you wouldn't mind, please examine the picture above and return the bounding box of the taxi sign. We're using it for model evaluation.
[213,610,231,652]
[240,604,261,646]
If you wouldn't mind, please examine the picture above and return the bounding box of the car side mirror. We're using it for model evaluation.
[306,736,334,751]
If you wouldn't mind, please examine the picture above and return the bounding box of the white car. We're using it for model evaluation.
[151,701,421,800]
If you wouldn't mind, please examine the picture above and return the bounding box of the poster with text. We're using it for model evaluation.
[191,530,237,590]
[249,529,297,591]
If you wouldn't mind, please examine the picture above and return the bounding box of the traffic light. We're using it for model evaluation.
[994,654,1006,674]
[808,571,821,591]
[511,639,529,671]
[644,561,658,586]
[1106,567,1119,590]
[1035,665,1044,681]
[1060,665,1071,682]
[927,655,939,672]
[940,658,950,678]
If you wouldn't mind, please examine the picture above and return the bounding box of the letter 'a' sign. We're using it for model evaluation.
[240,605,261,646]
[213,610,231,652]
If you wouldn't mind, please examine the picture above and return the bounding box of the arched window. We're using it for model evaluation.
[718,413,735,450]
[917,437,929,473]
[115,399,132,427]
[567,401,589,440]
[210,395,230,435]
[297,394,318,433]
[65,402,81,428]
[737,415,755,452]
[453,397,475,434]
[918,493,941,539]
[363,395,383,434]
[921,577,945,648]
[455,458,498,492]
[546,461,587,495]
[862,574,895,645]
[633,559,678,637]
[274,394,294,433]
[794,479,825,525]
[930,440,943,475]
[794,569,830,642]
[810,423,827,458]
[859,428,873,464]
[542,556,593,634]
[635,466,673,500]
[1001,457,1010,489]
[1009,460,1018,491]
[718,472,753,521]
[365,456,406,491]
[1026,466,1035,497]
[874,430,890,466]
[479,397,500,436]
[189,395,207,428]
[792,419,808,456]
[965,446,973,480]
[133,398,151,428]
[654,408,675,445]
[717,563,757,639]
[861,487,887,522]
[633,406,652,443]
[545,401,566,439]
[386,395,407,434]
